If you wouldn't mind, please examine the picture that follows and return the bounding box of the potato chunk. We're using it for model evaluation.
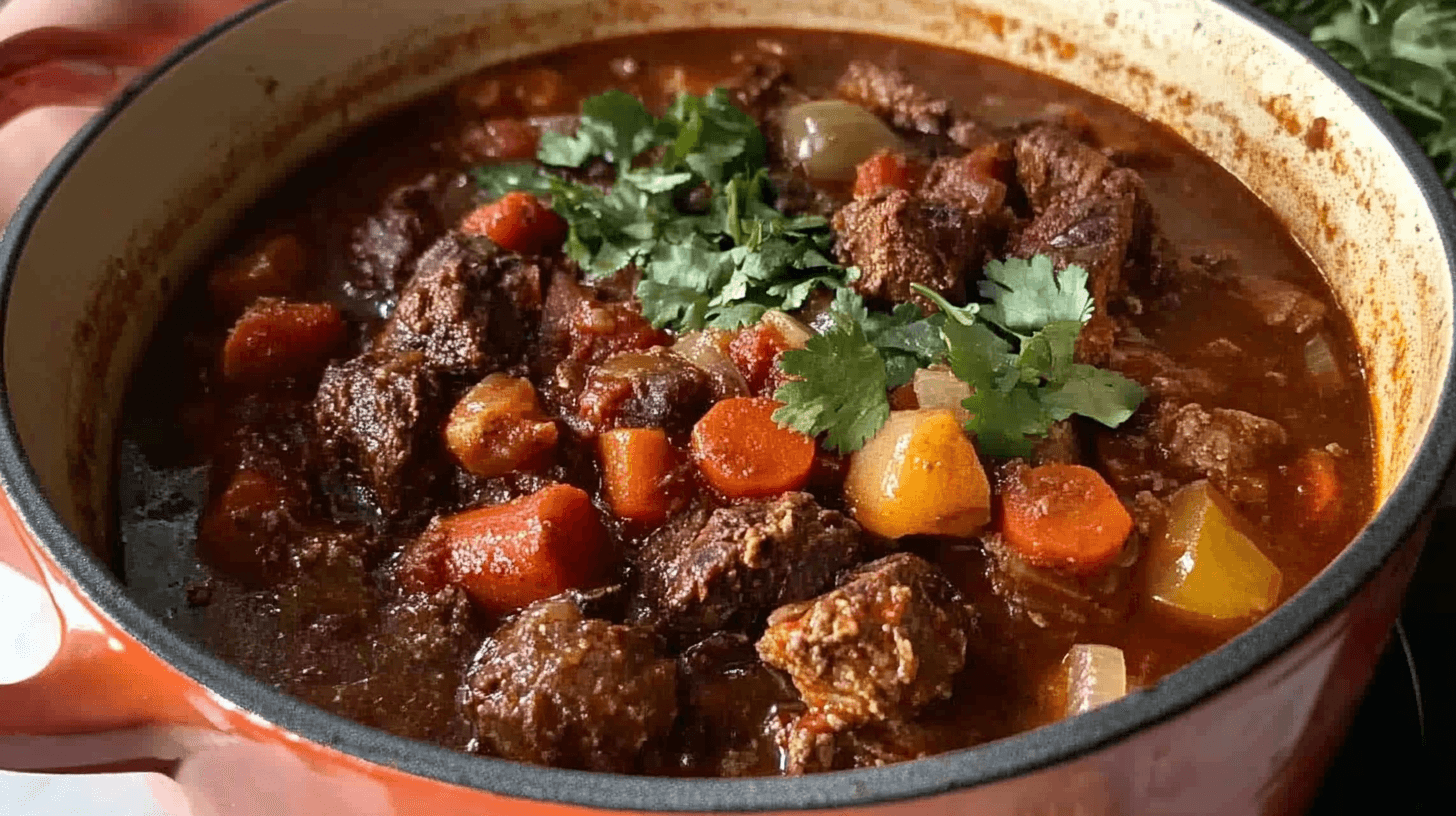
[844,409,990,539]
[444,373,558,477]
[1146,480,1282,622]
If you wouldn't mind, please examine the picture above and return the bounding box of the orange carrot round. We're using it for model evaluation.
[599,428,680,525]
[999,463,1132,576]
[690,397,815,499]
[400,484,611,616]
[221,299,346,386]
[461,191,567,255]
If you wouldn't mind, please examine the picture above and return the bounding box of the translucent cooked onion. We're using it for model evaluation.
[1303,332,1343,391]
[1064,644,1127,716]
[912,366,971,422]
[762,310,813,350]
[780,100,903,182]
[672,330,748,397]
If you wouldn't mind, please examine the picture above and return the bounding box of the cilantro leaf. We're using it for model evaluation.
[829,288,947,387]
[977,255,1093,338]
[539,89,661,170]
[773,314,891,453]
[469,163,554,198]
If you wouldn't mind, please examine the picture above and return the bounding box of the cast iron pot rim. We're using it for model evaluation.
[2,0,1454,811]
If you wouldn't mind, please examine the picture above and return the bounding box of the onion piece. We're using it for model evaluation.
[1303,332,1343,391]
[1064,644,1127,716]
[912,365,971,423]
[672,330,749,398]
[780,100,904,182]
[762,310,813,350]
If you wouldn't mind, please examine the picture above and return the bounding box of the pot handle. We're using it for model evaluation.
[0,26,160,129]
[0,517,206,773]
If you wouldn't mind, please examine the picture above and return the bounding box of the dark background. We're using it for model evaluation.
[1308,487,1456,814]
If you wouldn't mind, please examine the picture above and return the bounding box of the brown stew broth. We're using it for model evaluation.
[116,29,1374,773]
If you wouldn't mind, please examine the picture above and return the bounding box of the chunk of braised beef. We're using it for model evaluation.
[1031,418,1084,466]
[980,531,1130,636]
[1152,401,1289,504]
[1011,125,1153,364]
[574,348,715,438]
[674,632,799,777]
[770,169,847,219]
[462,596,678,772]
[373,234,542,375]
[756,552,974,730]
[628,492,863,642]
[314,350,444,516]
[349,174,444,293]
[919,141,1014,215]
[1230,274,1327,334]
[725,50,797,122]
[1107,341,1225,403]
[314,586,481,746]
[774,710,968,775]
[834,60,952,136]
[832,189,988,308]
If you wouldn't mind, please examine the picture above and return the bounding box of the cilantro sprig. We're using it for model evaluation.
[471,89,851,330]
[773,257,1145,457]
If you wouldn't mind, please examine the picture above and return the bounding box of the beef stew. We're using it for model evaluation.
[116,29,1374,777]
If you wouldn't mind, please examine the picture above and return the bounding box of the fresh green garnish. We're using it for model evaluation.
[773,313,893,454]
[915,257,1146,457]
[471,89,851,330]
[773,257,1144,457]
[1256,0,1456,190]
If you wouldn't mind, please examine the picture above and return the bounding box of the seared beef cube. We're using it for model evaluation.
[774,710,966,774]
[981,532,1128,633]
[322,586,482,745]
[834,60,952,135]
[919,143,1013,215]
[350,175,443,293]
[833,189,987,308]
[629,492,863,640]
[277,529,375,633]
[1232,274,1326,333]
[675,632,798,776]
[374,234,542,375]
[575,348,715,437]
[537,267,669,405]
[1031,419,1083,466]
[1108,342,1225,402]
[756,553,973,729]
[314,351,443,514]
[1011,126,1152,364]
[726,51,799,121]
[462,597,678,772]
[1153,402,1289,504]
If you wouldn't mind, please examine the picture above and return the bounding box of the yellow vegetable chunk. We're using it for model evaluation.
[844,409,991,539]
[1146,480,1282,622]
[444,373,558,477]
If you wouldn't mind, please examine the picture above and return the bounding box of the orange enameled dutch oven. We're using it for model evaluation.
[2,1,1454,814]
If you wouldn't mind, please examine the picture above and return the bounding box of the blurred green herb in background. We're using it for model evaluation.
[1254,0,1456,191]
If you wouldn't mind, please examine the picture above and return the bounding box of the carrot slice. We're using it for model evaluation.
[598,428,680,525]
[1290,448,1342,527]
[207,234,307,316]
[728,322,791,396]
[853,150,921,198]
[999,463,1133,576]
[399,484,611,616]
[220,299,346,386]
[690,397,815,498]
[196,469,295,585]
[461,191,567,255]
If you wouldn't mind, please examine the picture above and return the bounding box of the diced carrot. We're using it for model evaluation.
[196,469,295,585]
[444,374,558,477]
[888,382,919,410]
[1290,449,1342,527]
[208,234,307,316]
[221,299,346,386]
[463,118,540,160]
[690,397,816,499]
[729,323,792,396]
[853,150,921,198]
[999,463,1133,576]
[598,428,681,525]
[399,484,612,616]
[461,191,568,255]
